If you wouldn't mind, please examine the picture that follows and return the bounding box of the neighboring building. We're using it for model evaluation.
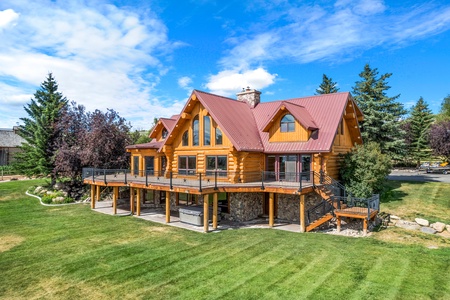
[0,127,25,166]
[84,89,379,233]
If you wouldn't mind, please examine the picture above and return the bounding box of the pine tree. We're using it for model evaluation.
[409,97,434,166]
[14,73,68,185]
[352,64,406,159]
[316,74,339,94]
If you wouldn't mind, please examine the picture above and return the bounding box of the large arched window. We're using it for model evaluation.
[280,114,295,132]
[192,115,199,146]
[203,116,211,146]
[216,128,223,145]
[182,130,188,146]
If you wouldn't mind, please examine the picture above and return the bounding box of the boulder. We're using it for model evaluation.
[415,218,429,227]
[53,196,65,203]
[395,220,421,231]
[432,222,446,233]
[446,225,450,232]
[438,231,450,239]
[390,215,400,220]
[421,227,437,234]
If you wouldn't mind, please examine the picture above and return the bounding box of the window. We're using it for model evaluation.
[204,116,211,146]
[162,128,168,139]
[206,155,227,177]
[215,128,223,145]
[280,114,295,132]
[178,193,197,206]
[192,115,199,146]
[182,130,188,146]
[178,156,196,175]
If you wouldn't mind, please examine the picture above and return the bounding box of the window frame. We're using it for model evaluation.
[162,128,168,139]
[178,155,196,175]
[182,130,189,146]
[203,116,211,146]
[215,128,223,145]
[206,155,227,177]
[192,115,199,146]
[280,114,295,132]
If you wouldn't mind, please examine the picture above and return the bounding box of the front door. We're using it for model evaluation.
[144,156,154,176]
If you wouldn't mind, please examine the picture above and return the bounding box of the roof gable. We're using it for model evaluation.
[261,101,318,132]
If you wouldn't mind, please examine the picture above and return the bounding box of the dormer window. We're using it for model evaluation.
[280,114,295,132]
[162,128,168,139]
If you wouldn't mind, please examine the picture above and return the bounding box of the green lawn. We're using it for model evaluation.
[1,180,450,299]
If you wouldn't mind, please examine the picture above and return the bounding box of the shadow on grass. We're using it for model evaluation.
[381,180,410,204]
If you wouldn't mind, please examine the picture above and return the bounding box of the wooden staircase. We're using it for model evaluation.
[306,213,333,232]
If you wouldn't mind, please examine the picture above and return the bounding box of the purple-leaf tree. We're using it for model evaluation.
[429,121,450,161]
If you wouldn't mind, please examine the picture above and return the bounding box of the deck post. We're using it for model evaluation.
[300,194,305,233]
[165,191,170,223]
[363,218,368,235]
[96,185,100,205]
[90,185,96,209]
[113,186,118,215]
[269,192,274,227]
[213,193,218,230]
[337,216,341,233]
[203,195,209,233]
[136,188,141,216]
[130,187,134,215]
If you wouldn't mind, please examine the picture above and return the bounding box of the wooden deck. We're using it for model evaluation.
[334,207,379,235]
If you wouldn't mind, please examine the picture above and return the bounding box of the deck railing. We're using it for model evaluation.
[82,168,316,192]
[331,194,380,220]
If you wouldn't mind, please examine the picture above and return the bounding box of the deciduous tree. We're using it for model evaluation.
[429,121,450,162]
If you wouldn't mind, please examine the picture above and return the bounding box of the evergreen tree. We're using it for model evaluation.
[14,73,68,185]
[436,94,450,122]
[352,64,406,159]
[316,74,339,94]
[409,97,434,166]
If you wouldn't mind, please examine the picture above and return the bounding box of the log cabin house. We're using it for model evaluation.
[84,88,380,233]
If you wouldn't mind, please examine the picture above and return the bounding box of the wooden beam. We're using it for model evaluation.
[90,185,95,209]
[203,195,209,233]
[181,112,191,119]
[130,187,134,215]
[363,218,368,235]
[269,192,274,227]
[337,216,341,233]
[113,186,118,215]
[136,188,141,216]
[165,191,170,223]
[213,193,218,230]
[299,194,305,233]
[96,185,100,204]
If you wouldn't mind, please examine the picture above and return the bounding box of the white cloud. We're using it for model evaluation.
[205,67,277,96]
[0,9,19,28]
[178,76,193,95]
[0,0,179,129]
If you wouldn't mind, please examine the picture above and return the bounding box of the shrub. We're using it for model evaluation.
[41,195,53,204]
[340,142,392,198]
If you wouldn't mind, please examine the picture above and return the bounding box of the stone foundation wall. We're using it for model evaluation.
[228,192,263,222]
[277,192,323,222]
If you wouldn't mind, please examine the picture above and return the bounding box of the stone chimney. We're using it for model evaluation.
[236,87,261,108]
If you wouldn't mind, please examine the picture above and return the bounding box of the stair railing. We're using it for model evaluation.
[306,200,334,226]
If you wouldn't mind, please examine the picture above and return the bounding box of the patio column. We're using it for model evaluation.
[130,187,134,215]
[213,193,218,230]
[363,218,368,235]
[337,216,341,233]
[96,185,101,205]
[300,194,305,233]
[269,192,274,227]
[165,191,170,223]
[113,186,118,215]
[90,185,95,209]
[136,188,141,216]
[203,195,209,233]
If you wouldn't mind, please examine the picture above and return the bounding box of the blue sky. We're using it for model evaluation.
[1,0,450,129]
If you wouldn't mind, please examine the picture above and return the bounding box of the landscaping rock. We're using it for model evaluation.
[447,225,450,232]
[53,196,65,203]
[421,227,437,234]
[415,218,429,227]
[432,222,446,233]
[438,231,450,239]
[395,220,421,231]
[390,215,400,220]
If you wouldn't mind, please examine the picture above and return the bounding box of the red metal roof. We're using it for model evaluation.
[126,140,163,150]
